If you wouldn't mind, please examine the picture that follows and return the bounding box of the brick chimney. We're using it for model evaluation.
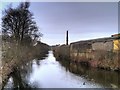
[66,30,68,45]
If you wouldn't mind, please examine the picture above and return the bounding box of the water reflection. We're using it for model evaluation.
[28,51,103,88]
[59,60,120,88]
[3,53,48,89]
[3,68,32,89]
[3,51,120,89]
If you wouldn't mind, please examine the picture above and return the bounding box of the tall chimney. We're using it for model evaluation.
[66,30,68,45]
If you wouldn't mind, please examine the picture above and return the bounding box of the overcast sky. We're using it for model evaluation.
[1,2,118,45]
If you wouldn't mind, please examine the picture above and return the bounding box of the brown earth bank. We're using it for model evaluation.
[0,41,50,89]
[52,44,120,71]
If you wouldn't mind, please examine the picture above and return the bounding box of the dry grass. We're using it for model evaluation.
[1,41,49,88]
[53,45,120,71]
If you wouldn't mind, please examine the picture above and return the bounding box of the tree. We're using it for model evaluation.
[2,2,42,43]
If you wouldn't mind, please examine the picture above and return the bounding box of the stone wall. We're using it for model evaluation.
[92,41,113,51]
[70,37,114,52]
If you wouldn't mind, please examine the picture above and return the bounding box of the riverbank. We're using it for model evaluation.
[1,41,49,89]
[52,36,120,71]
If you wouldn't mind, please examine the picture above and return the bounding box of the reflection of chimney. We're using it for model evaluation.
[66,30,68,45]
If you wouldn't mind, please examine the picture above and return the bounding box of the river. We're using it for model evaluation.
[4,51,120,89]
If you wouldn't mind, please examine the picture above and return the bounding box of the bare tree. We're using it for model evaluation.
[2,2,42,43]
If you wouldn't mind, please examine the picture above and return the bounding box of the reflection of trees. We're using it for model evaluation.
[2,67,32,90]
[12,68,26,88]
[2,50,48,89]
[35,54,48,67]
[36,60,40,66]
[20,61,33,79]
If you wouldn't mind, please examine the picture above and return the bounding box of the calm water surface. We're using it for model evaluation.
[5,51,120,89]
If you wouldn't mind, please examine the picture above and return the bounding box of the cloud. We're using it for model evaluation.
[1,2,118,45]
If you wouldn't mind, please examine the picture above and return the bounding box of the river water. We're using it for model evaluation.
[4,51,120,89]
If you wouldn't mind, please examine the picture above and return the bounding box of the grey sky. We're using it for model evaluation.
[1,2,118,45]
